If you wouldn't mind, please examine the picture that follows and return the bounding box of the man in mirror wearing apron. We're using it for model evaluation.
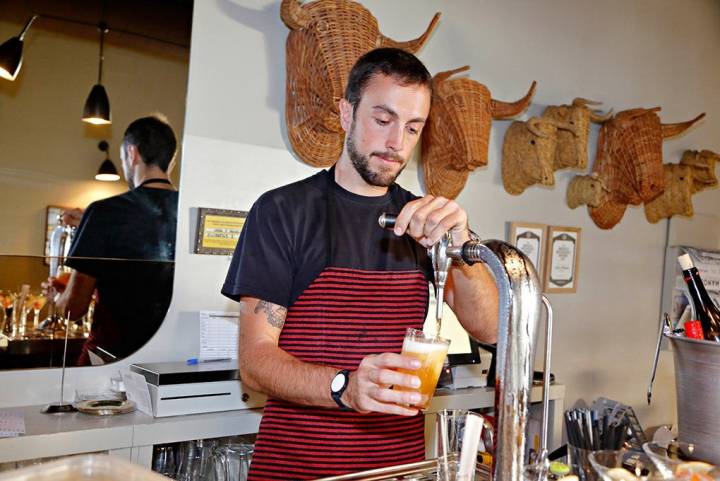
[55,116,179,365]
[222,48,498,480]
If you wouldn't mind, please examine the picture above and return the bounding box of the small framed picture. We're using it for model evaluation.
[544,226,581,293]
[44,205,72,264]
[508,222,547,281]
[194,208,248,255]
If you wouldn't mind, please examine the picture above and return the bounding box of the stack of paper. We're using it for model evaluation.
[0,411,25,437]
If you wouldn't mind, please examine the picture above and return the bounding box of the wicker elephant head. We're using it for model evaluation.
[281,0,440,167]
[541,98,612,171]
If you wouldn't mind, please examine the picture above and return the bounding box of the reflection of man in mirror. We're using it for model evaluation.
[55,115,179,366]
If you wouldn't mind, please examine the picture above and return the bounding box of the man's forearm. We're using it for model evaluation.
[239,341,339,408]
[447,263,499,343]
[55,271,96,321]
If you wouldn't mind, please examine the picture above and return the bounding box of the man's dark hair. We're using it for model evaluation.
[344,48,432,114]
[122,116,177,172]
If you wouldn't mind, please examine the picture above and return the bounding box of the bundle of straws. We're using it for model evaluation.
[564,408,631,450]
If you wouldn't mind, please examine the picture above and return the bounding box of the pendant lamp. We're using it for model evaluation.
[95,140,119,181]
[82,22,111,125]
[0,15,38,81]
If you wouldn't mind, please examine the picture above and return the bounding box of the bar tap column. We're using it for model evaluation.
[458,240,543,481]
[379,213,544,481]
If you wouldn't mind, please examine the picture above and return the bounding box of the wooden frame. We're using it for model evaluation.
[544,226,582,293]
[193,208,248,255]
[508,221,547,282]
[43,205,72,264]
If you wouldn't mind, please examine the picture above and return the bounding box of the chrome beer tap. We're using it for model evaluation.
[379,212,549,481]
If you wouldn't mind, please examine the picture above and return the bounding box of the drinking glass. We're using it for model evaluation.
[436,409,485,481]
[587,449,635,481]
[152,445,176,478]
[395,328,450,409]
[642,442,715,480]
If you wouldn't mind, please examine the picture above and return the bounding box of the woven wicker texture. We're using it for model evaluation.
[421,67,536,198]
[501,118,558,195]
[680,149,719,193]
[588,108,705,229]
[644,163,694,223]
[542,98,612,171]
[566,173,609,209]
[281,0,440,167]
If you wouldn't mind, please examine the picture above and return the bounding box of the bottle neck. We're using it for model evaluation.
[684,268,717,308]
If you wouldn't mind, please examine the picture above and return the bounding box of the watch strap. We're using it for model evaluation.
[331,369,352,411]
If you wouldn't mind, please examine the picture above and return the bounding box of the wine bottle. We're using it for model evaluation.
[678,254,720,342]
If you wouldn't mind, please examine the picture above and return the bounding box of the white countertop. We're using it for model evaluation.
[0,384,564,463]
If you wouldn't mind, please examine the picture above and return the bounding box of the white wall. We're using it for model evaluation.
[4,0,720,438]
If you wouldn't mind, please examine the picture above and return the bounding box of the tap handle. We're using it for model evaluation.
[378,212,397,230]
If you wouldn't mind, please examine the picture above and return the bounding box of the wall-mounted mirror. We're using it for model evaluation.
[0,0,193,370]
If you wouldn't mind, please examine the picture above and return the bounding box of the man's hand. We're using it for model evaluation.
[392,195,470,248]
[61,208,83,228]
[343,353,423,416]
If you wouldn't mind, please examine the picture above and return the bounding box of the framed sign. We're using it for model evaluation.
[194,208,248,255]
[508,222,547,281]
[544,226,581,293]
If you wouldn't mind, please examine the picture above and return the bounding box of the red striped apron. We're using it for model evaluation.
[248,267,428,480]
[248,171,429,480]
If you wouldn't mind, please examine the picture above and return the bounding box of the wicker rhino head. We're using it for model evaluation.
[281,0,440,167]
[422,66,536,198]
[589,108,705,229]
[541,98,612,171]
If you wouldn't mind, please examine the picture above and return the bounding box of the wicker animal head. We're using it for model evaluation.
[422,66,536,198]
[680,149,719,193]
[281,0,440,167]
[644,163,694,223]
[566,173,609,209]
[542,98,612,171]
[589,108,705,229]
[502,117,576,195]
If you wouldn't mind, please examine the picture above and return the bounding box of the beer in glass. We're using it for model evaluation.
[396,328,450,409]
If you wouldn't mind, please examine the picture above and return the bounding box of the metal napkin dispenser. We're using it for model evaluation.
[130,361,266,417]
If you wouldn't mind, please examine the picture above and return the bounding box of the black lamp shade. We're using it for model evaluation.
[95,158,119,181]
[0,37,23,81]
[82,84,111,125]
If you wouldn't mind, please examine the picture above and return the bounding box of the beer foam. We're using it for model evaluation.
[403,338,448,353]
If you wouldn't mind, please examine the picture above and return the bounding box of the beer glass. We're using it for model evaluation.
[396,328,450,409]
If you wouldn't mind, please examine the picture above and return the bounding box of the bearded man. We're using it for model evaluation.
[222,48,498,480]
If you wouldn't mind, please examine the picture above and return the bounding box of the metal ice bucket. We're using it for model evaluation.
[668,334,720,464]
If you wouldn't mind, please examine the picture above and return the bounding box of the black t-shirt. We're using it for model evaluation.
[66,187,178,359]
[222,169,433,308]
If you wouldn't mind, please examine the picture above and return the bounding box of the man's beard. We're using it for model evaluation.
[346,123,406,188]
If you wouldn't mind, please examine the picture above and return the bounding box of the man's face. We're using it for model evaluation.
[120,142,135,189]
[343,74,431,187]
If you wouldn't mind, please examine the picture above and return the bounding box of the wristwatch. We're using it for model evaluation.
[330,369,352,411]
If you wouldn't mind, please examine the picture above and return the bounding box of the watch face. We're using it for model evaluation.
[331,372,346,392]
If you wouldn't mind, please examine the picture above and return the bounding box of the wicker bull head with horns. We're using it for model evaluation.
[589,107,705,229]
[422,66,536,199]
[281,0,440,167]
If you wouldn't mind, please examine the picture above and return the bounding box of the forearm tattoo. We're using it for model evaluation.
[254,300,287,329]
